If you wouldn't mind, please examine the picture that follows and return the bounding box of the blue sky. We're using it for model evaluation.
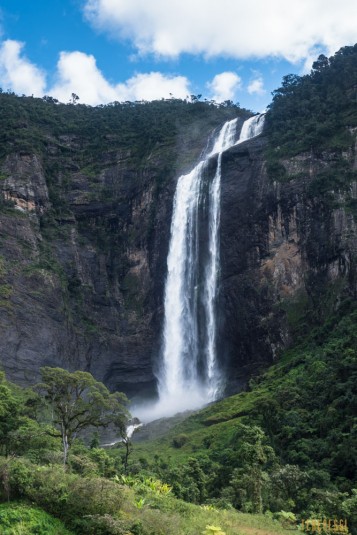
[0,0,356,112]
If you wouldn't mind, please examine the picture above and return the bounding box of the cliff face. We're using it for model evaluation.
[0,96,356,400]
[0,136,178,396]
[218,135,356,391]
[0,98,243,397]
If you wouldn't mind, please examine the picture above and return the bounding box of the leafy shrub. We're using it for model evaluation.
[0,457,34,501]
[67,477,124,518]
[273,510,297,529]
[72,514,131,535]
[1,458,124,528]
[67,453,99,476]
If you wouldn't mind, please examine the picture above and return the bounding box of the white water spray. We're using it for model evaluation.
[134,114,265,422]
[237,113,265,144]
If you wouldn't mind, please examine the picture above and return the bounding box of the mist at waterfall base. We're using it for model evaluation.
[132,114,265,424]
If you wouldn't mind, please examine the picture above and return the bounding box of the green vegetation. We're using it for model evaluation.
[0,368,297,534]
[129,302,356,533]
[0,49,356,534]
[265,44,357,204]
[266,44,357,157]
[0,503,73,535]
[0,91,244,173]
[37,367,128,464]
[0,297,355,534]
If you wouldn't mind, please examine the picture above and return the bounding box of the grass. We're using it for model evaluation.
[116,487,298,535]
[0,503,74,535]
[0,485,298,535]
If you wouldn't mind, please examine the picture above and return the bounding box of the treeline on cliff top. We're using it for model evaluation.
[0,91,246,162]
[266,43,357,156]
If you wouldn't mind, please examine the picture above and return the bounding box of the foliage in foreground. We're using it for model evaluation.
[0,367,297,534]
[0,299,355,533]
[0,456,297,534]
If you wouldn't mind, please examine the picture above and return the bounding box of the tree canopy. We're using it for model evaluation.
[37,367,129,464]
[266,44,357,157]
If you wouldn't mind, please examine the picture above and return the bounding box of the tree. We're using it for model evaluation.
[0,372,22,456]
[121,431,133,473]
[37,367,129,465]
[312,54,329,72]
[70,93,79,104]
[221,424,275,513]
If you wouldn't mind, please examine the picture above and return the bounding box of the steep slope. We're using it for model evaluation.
[130,304,356,529]
[217,133,356,391]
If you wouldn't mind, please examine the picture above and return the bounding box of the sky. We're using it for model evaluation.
[0,0,356,112]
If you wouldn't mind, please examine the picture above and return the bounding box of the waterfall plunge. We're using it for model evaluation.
[134,114,265,422]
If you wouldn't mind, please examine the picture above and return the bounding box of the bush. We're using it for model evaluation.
[0,458,124,528]
[67,477,124,518]
[73,514,131,535]
[172,434,189,448]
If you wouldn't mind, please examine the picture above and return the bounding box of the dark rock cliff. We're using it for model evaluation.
[217,134,356,392]
[0,137,176,396]
[0,95,356,400]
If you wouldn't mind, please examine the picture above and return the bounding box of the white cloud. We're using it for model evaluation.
[247,77,266,96]
[49,51,118,104]
[207,72,241,102]
[114,71,190,102]
[49,51,191,105]
[83,0,357,63]
[0,43,191,105]
[0,40,46,96]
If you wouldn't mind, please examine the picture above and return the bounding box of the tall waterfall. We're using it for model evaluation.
[134,114,265,421]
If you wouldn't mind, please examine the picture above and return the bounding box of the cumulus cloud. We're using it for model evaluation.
[114,71,190,102]
[0,42,191,105]
[49,51,191,104]
[207,72,241,102]
[49,51,118,104]
[0,40,46,96]
[247,76,266,96]
[83,0,357,63]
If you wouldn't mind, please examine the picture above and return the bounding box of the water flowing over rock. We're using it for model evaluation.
[135,115,266,421]
[237,114,265,144]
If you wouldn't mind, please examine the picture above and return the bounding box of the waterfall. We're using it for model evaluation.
[156,118,239,416]
[133,113,265,421]
[204,120,239,398]
[237,113,265,144]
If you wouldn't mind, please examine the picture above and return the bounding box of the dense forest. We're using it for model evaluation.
[0,45,356,534]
